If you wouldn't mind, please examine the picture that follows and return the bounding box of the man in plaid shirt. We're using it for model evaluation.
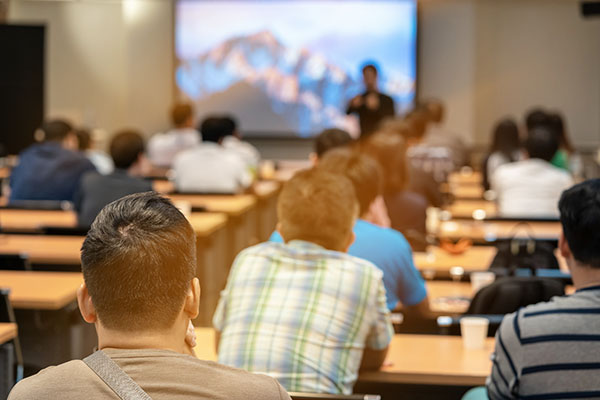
[213,168,394,395]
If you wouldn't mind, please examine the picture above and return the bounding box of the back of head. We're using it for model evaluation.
[559,179,600,269]
[41,119,73,142]
[547,111,573,152]
[361,131,408,193]
[110,129,145,169]
[318,147,382,216]
[314,128,353,157]
[491,118,520,157]
[404,107,429,140]
[525,108,549,132]
[76,129,92,151]
[221,115,238,137]
[81,192,196,331]
[277,168,357,251]
[171,103,194,128]
[525,126,559,162]
[362,63,378,77]
[425,99,444,124]
[199,116,228,143]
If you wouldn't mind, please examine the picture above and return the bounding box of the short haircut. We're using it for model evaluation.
[525,126,559,162]
[559,179,600,269]
[41,119,73,142]
[490,118,521,158]
[361,131,408,193]
[314,128,353,157]
[76,129,92,151]
[404,107,429,139]
[362,64,378,75]
[199,116,228,143]
[171,103,194,127]
[221,115,238,137]
[525,108,549,132]
[110,129,145,169]
[277,168,357,251]
[81,192,196,331]
[318,148,382,216]
[426,99,444,124]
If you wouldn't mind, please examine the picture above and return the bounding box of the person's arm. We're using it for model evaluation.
[214,330,221,354]
[361,274,394,371]
[402,296,432,320]
[360,346,389,371]
[486,313,520,399]
[346,95,364,115]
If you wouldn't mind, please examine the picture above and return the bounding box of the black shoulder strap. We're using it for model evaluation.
[83,350,152,400]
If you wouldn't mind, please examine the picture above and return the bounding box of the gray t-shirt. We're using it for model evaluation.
[9,348,290,400]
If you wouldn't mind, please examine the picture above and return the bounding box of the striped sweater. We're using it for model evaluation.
[487,285,600,399]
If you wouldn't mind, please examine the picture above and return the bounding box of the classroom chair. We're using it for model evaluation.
[0,254,31,271]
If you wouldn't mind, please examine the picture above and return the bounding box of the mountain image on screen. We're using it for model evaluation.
[177,30,368,137]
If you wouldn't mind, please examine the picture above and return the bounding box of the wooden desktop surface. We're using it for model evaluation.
[0,234,84,264]
[447,171,482,186]
[438,220,562,241]
[168,194,257,217]
[0,209,77,230]
[444,200,498,220]
[252,181,281,199]
[446,185,485,200]
[193,327,493,386]
[187,213,228,237]
[0,323,17,345]
[414,246,497,273]
[0,270,83,310]
[426,281,472,314]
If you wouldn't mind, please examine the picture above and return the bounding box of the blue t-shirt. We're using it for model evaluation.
[269,219,427,310]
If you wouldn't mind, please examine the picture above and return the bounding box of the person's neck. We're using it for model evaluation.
[96,318,188,354]
[569,261,600,291]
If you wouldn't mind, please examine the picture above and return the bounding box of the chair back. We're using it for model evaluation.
[0,254,31,271]
[0,289,24,381]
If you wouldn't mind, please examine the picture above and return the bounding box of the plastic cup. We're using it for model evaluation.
[470,271,495,294]
[460,317,489,350]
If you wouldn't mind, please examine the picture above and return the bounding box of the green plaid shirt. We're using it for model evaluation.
[213,240,394,394]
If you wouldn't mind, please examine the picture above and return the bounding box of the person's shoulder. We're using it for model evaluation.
[8,360,112,399]
[355,220,410,249]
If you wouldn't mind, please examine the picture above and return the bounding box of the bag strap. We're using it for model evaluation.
[83,350,152,400]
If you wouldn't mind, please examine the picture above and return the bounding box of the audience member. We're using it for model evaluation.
[76,128,114,175]
[173,116,252,193]
[524,107,549,132]
[547,112,583,177]
[221,115,261,170]
[491,126,573,217]
[486,179,600,399]
[482,118,522,190]
[75,130,153,227]
[8,192,289,400]
[271,148,428,311]
[214,169,393,394]
[310,128,353,164]
[361,131,428,249]
[346,64,395,137]
[9,119,96,203]
[147,102,201,168]
[423,99,468,167]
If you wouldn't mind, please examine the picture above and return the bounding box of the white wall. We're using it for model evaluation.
[8,0,600,150]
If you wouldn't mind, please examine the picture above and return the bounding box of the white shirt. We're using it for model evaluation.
[222,135,261,169]
[491,158,573,218]
[86,150,114,175]
[147,128,201,168]
[486,151,522,181]
[173,142,252,193]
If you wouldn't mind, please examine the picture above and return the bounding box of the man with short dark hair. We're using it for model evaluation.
[147,102,201,168]
[9,192,290,400]
[75,129,153,227]
[173,116,252,193]
[486,179,600,399]
[9,119,96,202]
[491,126,573,217]
[221,115,261,169]
[310,128,353,164]
[214,168,393,395]
[271,148,428,313]
[346,64,395,137]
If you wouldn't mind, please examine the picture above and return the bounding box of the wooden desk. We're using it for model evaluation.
[252,181,281,242]
[152,179,175,194]
[427,281,472,314]
[0,323,17,344]
[446,185,485,200]
[0,209,77,232]
[444,200,498,220]
[0,167,9,180]
[0,234,83,265]
[438,220,562,241]
[193,328,493,386]
[168,194,256,217]
[0,270,82,310]
[447,171,482,186]
[414,246,497,278]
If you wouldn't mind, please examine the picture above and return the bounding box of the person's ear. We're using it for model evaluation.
[77,282,97,324]
[343,231,356,253]
[309,152,319,166]
[559,232,572,262]
[183,277,200,320]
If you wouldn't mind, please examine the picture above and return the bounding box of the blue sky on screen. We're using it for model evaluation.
[176,0,416,81]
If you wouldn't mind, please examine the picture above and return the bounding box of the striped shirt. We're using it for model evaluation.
[213,240,394,395]
[487,285,600,399]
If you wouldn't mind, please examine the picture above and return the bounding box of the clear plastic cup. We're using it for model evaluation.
[460,317,489,350]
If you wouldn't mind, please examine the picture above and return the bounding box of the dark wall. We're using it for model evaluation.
[0,24,45,155]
